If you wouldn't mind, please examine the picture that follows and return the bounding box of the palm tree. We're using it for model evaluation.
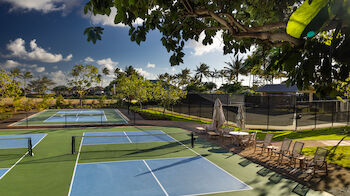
[195,63,210,83]
[210,68,220,83]
[224,55,244,83]
[176,68,191,88]
[125,65,139,77]
[102,67,110,86]
[158,73,173,84]
[114,67,124,78]
[22,71,33,96]
[218,69,227,85]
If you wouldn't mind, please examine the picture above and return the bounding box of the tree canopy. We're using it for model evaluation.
[68,64,100,105]
[84,0,350,96]
[0,69,22,98]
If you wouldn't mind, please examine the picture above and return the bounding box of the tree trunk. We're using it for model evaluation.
[163,104,166,116]
[139,101,142,112]
[79,94,83,108]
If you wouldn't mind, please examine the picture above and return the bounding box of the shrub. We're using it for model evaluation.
[56,95,65,108]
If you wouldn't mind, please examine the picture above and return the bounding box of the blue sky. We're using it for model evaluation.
[0,0,248,87]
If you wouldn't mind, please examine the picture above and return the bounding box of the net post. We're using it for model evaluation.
[191,132,194,148]
[28,138,33,156]
[72,136,75,154]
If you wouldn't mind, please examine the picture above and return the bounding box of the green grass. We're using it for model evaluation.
[141,108,211,124]
[0,126,327,196]
[303,146,350,168]
[250,126,350,141]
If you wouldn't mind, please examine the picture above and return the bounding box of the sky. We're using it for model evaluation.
[0,0,255,87]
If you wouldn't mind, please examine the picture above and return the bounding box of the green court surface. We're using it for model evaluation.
[12,109,128,126]
[0,126,329,196]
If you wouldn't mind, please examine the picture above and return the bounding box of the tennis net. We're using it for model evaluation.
[72,132,196,162]
[0,137,33,156]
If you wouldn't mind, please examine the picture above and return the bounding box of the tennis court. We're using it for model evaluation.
[11,109,128,126]
[69,130,251,196]
[0,127,330,196]
[0,134,47,179]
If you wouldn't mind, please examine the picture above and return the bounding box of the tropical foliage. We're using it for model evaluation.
[83,0,350,96]
[68,64,100,106]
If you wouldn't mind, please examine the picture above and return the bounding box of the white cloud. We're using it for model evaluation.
[187,31,223,56]
[87,7,143,27]
[35,67,45,73]
[84,57,94,63]
[135,68,156,79]
[4,60,20,69]
[171,67,176,72]
[96,58,118,71]
[6,38,73,63]
[0,0,82,15]
[146,63,155,68]
[48,70,67,85]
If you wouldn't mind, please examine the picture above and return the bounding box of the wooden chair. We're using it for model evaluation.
[304,147,329,175]
[204,124,220,138]
[241,131,257,148]
[254,133,274,154]
[281,141,304,166]
[269,138,292,162]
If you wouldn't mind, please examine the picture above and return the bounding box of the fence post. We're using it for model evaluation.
[331,102,335,127]
[188,94,191,118]
[226,94,229,125]
[314,102,317,129]
[26,111,28,129]
[199,95,201,121]
[267,96,270,130]
[346,102,349,125]
[294,97,297,131]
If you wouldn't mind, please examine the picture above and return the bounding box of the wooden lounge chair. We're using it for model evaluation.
[241,131,257,148]
[203,124,220,138]
[269,138,292,162]
[219,127,233,139]
[254,133,274,154]
[304,147,329,175]
[281,141,304,167]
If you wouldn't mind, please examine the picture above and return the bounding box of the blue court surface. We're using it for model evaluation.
[0,134,47,149]
[82,130,175,145]
[44,110,107,122]
[70,156,251,196]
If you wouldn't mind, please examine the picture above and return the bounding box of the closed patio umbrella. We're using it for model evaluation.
[211,98,226,131]
[236,105,246,129]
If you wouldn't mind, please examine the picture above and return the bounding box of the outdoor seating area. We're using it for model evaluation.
[199,126,330,180]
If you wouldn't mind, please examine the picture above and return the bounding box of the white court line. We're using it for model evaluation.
[143,160,169,196]
[123,131,132,143]
[68,133,84,196]
[114,109,129,123]
[75,110,82,122]
[102,110,108,121]
[0,134,47,181]
[11,110,47,126]
[166,134,253,192]
[43,111,59,122]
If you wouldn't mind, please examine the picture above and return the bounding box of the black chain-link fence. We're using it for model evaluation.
[144,93,350,130]
[1,94,350,130]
